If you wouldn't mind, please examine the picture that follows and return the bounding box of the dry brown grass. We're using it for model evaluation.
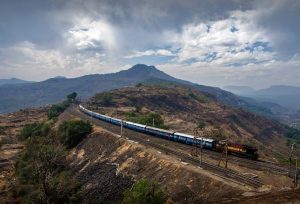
[88,84,292,161]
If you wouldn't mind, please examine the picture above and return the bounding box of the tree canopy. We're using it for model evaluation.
[123,179,167,204]
[58,120,92,149]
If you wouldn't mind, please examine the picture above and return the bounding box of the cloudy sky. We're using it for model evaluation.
[0,0,299,88]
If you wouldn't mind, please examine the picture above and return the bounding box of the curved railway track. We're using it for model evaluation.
[131,136,264,188]
[72,105,291,175]
[66,105,268,188]
[163,141,290,175]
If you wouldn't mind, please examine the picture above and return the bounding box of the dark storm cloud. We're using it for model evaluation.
[0,0,299,88]
[0,0,252,47]
[68,0,253,30]
[253,0,300,59]
[0,0,68,48]
[1,0,297,58]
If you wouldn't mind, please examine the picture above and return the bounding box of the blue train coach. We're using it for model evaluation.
[145,126,174,139]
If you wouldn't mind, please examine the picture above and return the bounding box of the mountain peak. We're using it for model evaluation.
[128,64,159,73]
[116,64,173,80]
[131,64,155,69]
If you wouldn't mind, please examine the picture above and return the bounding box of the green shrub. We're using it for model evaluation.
[126,112,168,129]
[188,92,207,103]
[136,83,143,87]
[48,92,78,120]
[16,136,81,203]
[197,120,206,129]
[126,111,137,118]
[0,137,12,148]
[67,92,77,103]
[0,126,5,134]
[100,93,113,106]
[48,101,70,120]
[58,120,92,148]
[140,113,164,128]
[19,122,50,140]
[134,106,142,113]
[286,127,300,140]
[123,179,167,204]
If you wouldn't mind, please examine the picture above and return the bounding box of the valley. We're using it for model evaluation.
[1,88,300,202]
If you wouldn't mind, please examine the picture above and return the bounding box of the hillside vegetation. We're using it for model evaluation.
[88,83,299,161]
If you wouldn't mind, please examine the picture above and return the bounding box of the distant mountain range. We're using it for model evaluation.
[0,64,298,130]
[0,65,182,113]
[224,85,300,111]
[223,85,256,95]
[0,64,276,115]
[0,78,32,86]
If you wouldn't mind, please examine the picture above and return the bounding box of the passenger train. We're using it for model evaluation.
[79,105,258,160]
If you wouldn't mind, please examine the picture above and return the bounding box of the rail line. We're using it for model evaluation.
[67,105,265,188]
[166,142,289,175]
[73,105,291,175]
[130,135,264,188]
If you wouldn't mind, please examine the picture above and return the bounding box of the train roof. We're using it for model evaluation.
[125,121,146,128]
[174,132,214,142]
[80,105,214,143]
[110,117,121,122]
[195,137,215,143]
[174,132,195,139]
[146,126,174,134]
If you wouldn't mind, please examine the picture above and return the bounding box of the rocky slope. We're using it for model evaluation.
[61,115,245,203]
[87,83,295,161]
[0,107,48,203]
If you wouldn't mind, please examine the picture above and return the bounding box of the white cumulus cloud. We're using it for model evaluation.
[125,49,176,58]
[66,17,116,51]
[171,10,276,66]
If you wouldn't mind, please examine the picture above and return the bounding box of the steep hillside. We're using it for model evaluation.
[0,64,178,114]
[0,107,48,202]
[0,64,278,119]
[87,83,298,161]
[224,85,300,129]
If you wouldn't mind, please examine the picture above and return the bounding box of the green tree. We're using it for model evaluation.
[67,92,77,102]
[0,126,5,134]
[100,93,113,106]
[136,83,143,87]
[47,92,78,120]
[123,179,167,204]
[286,127,300,140]
[0,137,12,148]
[188,92,207,103]
[125,112,168,129]
[16,136,81,203]
[48,102,70,120]
[19,122,50,140]
[140,113,164,128]
[134,106,142,113]
[58,120,92,148]
[197,120,206,129]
